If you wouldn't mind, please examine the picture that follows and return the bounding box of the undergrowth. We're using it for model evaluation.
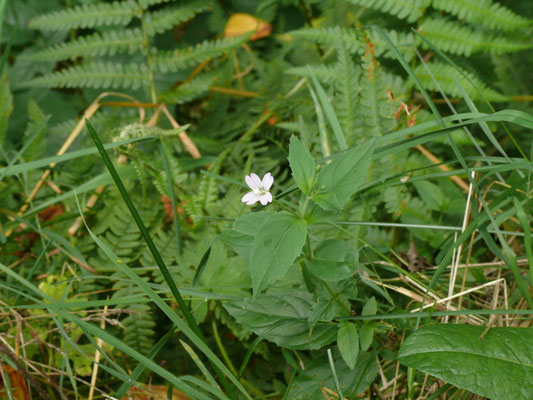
[0,0,532,399]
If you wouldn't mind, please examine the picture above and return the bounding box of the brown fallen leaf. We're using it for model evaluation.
[224,13,272,41]
[0,364,30,400]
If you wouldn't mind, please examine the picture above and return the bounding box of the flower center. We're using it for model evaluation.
[253,187,267,196]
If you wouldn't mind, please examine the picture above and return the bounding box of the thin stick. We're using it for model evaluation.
[88,304,108,400]
[68,186,105,236]
[415,144,470,191]
[444,171,475,322]
[161,105,201,159]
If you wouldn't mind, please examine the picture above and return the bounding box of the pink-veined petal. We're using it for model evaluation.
[242,191,259,204]
[245,173,262,190]
[262,172,274,190]
[259,195,269,205]
[264,192,273,203]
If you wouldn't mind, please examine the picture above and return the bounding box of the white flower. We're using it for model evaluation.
[241,172,274,206]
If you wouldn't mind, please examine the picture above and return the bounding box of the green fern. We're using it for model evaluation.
[29,0,140,31]
[413,61,511,101]
[287,27,415,60]
[419,18,532,56]
[153,35,248,73]
[21,29,144,62]
[431,0,533,32]
[347,0,431,23]
[287,27,361,53]
[158,73,217,104]
[138,0,174,8]
[144,0,213,36]
[334,33,361,145]
[23,99,47,161]
[22,62,150,90]
[286,65,340,85]
[359,50,396,140]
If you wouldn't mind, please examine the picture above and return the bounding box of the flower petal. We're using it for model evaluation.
[259,195,269,206]
[262,172,274,190]
[264,192,273,203]
[245,173,262,190]
[242,191,259,205]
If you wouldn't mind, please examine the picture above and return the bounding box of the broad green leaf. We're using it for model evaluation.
[359,325,373,351]
[287,351,377,399]
[308,239,358,281]
[362,297,377,316]
[337,322,359,370]
[315,138,376,210]
[399,324,533,400]
[250,212,307,295]
[308,296,336,328]
[288,135,316,195]
[222,211,274,261]
[312,192,342,212]
[224,291,336,350]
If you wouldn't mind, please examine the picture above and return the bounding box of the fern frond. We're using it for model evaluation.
[138,0,173,8]
[359,47,397,141]
[418,18,532,56]
[144,0,212,36]
[431,0,532,32]
[159,73,217,104]
[418,18,484,56]
[29,0,140,31]
[153,35,248,72]
[288,27,415,61]
[334,33,360,145]
[22,62,150,90]
[413,62,511,101]
[285,65,340,85]
[347,0,430,23]
[287,27,360,53]
[21,29,144,62]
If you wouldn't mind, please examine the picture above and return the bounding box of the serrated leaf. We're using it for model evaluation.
[399,324,533,400]
[337,322,359,370]
[288,135,316,195]
[308,239,358,281]
[315,139,376,210]
[250,212,307,295]
[224,291,336,350]
[222,211,274,261]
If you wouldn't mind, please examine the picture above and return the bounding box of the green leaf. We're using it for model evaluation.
[362,297,377,316]
[250,212,307,295]
[312,192,342,212]
[288,135,316,195]
[337,322,359,370]
[359,325,373,351]
[398,324,533,400]
[287,351,377,399]
[222,211,274,261]
[224,291,336,350]
[308,239,358,281]
[316,139,376,210]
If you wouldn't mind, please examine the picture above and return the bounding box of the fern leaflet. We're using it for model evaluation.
[413,62,511,101]
[29,0,140,31]
[431,0,533,32]
[144,0,213,36]
[159,73,217,104]
[153,35,248,72]
[347,0,431,23]
[22,62,150,90]
[21,29,144,62]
